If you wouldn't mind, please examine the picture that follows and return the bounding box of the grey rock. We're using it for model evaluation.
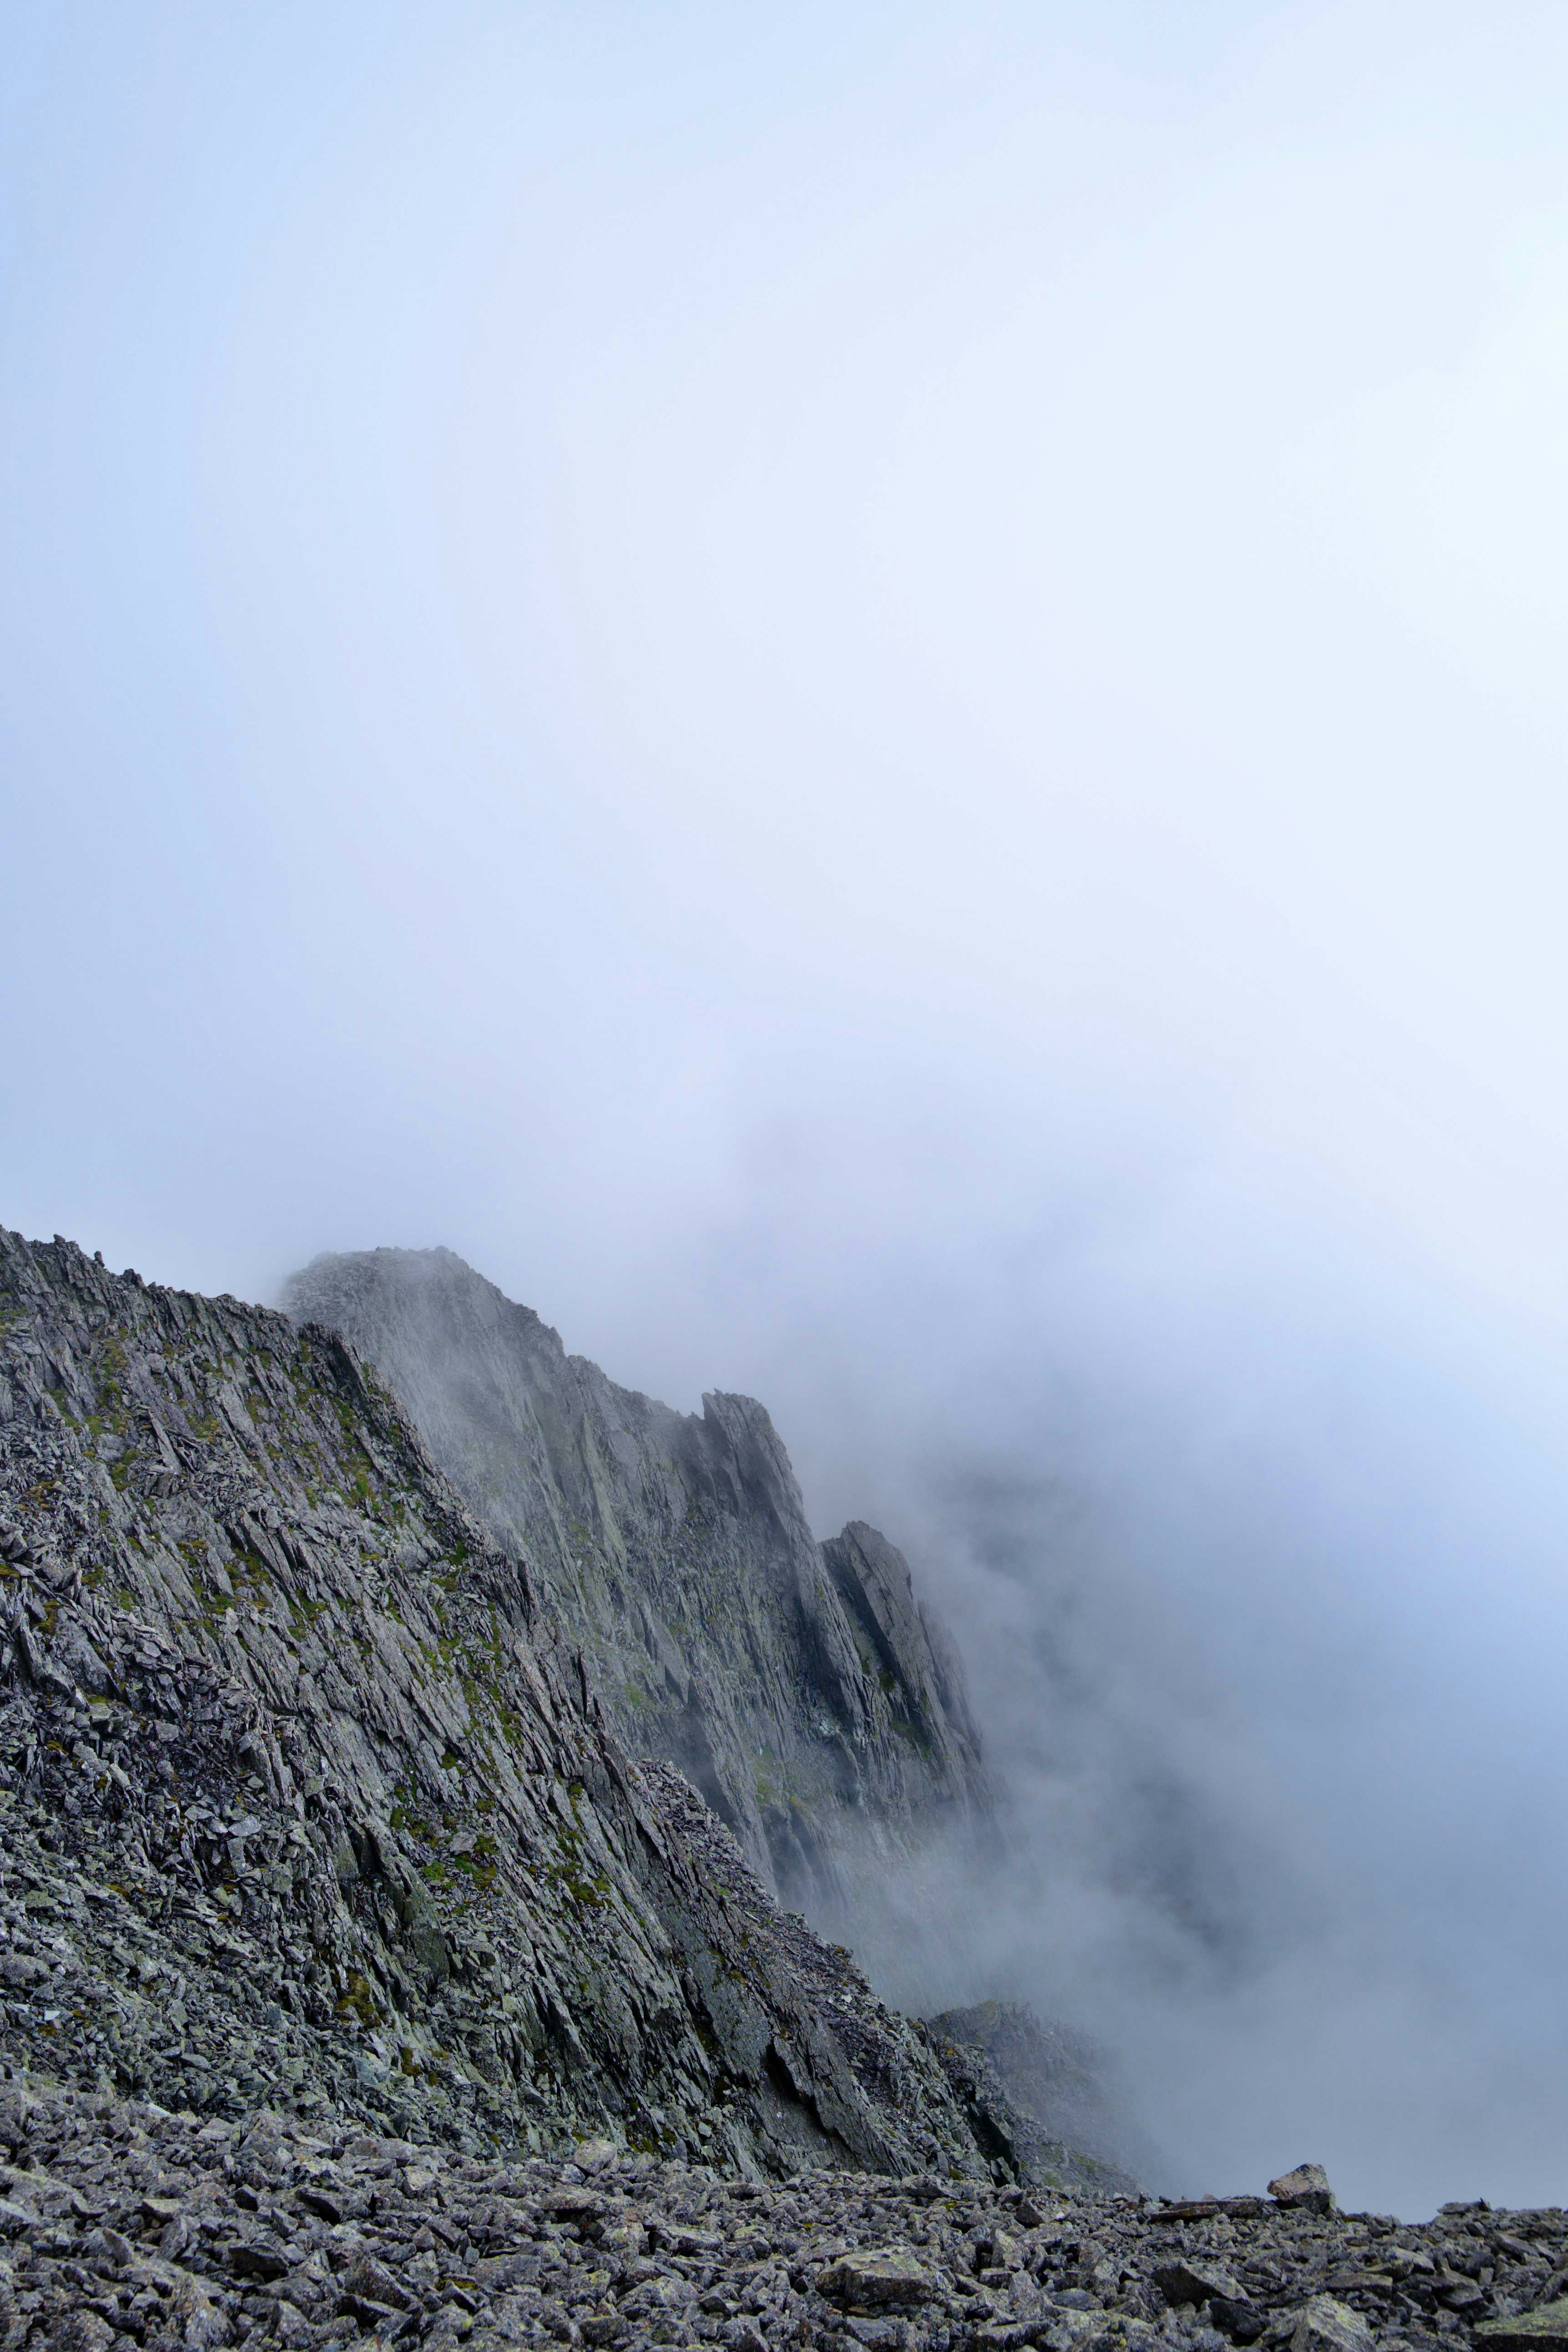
[1479,2304,1568,2351]
[46,2318,113,2352]
[0,1222,1018,2183]
[0,1221,1553,2352]
[1270,2165,1336,2215]
[1154,2259,1247,2306]
[819,2248,940,2307]
[1209,2295,1267,2343]
[1288,2295,1376,2352]
[926,1999,1157,2189]
[284,1245,990,1905]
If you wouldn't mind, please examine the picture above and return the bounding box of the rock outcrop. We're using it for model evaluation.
[0,1227,1018,2183]
[924,2005,1155,2198]
[283,1248,989,1905]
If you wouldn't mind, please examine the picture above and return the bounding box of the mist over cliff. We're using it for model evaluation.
[673,1103,1568,2220]
[9,0,1568,2230]
[283,1151,1568,2218]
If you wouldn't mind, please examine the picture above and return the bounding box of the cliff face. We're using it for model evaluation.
[283,1248,989,1907]
[0,1229,1020,2181]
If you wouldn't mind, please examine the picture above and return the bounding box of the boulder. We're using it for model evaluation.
[818,2250,940,2308]
[1269,2164,1335,2214]
[1289,2296,1375,2352]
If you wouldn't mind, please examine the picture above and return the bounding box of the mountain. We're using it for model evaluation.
[283,1247,989,1908]
[0,1224,1047,2185]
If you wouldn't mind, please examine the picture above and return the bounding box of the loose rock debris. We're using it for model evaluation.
[2,2089,1565,2352]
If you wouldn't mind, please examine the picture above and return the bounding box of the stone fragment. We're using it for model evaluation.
[1209,2296,1267,2343]
[1152,2260,1247,2307]
[547,2188,604,2225]
[818,2250,938,2309]
[47,2318,113,2352]
[227,2233,291,2280]
[1287,2294,1375,2352]
[161,2275,229,2352]
[295,2185,342,2223]
[1441,2273,1488,2310]
[1477,2303,1568,2352]
[342,2252,418,2312]
[1269,2165,1334,2214]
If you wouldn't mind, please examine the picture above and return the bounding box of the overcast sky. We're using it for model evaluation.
[8,1,1568,2212]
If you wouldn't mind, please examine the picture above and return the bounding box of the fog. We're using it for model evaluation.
[7,1,1568,2214]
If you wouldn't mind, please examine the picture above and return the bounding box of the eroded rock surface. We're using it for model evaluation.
[283,1249,988,1905]
[0,1230,1009,2182]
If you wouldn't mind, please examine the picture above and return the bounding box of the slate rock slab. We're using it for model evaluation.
[1477,2301,1568,2352]
[1290,2294,1378,2352]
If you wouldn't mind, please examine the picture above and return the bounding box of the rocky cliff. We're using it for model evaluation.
[283,1249,988,1907]
[2,1231,1546,2352]
[0,1226,1032,2187]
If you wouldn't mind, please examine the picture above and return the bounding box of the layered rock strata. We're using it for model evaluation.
[283,1248,987,1905]
[0,1229,1009,2182]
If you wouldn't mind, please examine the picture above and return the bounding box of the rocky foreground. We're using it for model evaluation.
[5,2088,1568,2352]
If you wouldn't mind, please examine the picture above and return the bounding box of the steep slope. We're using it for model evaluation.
[925,2004,1155,2195]
[0,1227,1014,2183]
[284,1247,988,1905]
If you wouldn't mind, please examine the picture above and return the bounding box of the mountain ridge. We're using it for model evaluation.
[283,1246,989,1909]
[0,1221,1086,2190]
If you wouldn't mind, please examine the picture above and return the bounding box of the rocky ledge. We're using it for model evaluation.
[3,2084,1564,2352]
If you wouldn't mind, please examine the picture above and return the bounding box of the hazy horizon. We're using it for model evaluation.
[9,0,1568,2215]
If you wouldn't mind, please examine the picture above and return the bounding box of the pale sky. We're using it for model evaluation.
[8,1,1568,2210]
